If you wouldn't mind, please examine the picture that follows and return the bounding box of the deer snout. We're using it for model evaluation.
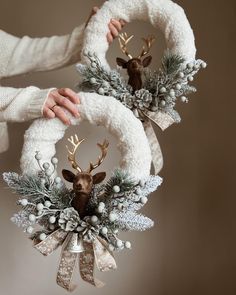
[132,60,139,68]
[130,60,143,72]
[75,183,83,191]
[74,175,93,194]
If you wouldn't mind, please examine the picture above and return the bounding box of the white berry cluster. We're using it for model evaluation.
[18,197,59,240]
[35,152,62,188]
[157,59,207,108]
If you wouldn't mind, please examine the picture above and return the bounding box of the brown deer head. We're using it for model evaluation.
[116,33,155,92]
[62,135,109,218]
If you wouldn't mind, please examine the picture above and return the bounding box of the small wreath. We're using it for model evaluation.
[79,0,206,123]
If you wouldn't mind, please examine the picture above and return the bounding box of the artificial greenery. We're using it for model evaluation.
[76,51,207,123]
[3,153,161,252]
[161,51,185,75]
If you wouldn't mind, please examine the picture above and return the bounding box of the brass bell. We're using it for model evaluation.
[64,233,84,253]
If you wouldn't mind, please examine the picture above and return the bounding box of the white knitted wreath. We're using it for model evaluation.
[76,0,205,176]
[20,94,152,181]
[82,0,196,68]
[10,92,159,292]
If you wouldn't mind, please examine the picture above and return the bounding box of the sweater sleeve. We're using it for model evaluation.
[0,86,54,122]
[0,25,84,78]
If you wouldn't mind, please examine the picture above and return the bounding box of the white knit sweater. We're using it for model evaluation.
[0,25,84,153]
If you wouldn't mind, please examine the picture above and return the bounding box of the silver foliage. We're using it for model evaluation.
[11,210,35,231]
[140,176,163,198]
[115,211,154,231]
[3,172,49,200]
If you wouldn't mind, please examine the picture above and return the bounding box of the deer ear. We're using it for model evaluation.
[116,58,128,69]
[93,172,106,184]
[62,169,75,183]
[142,56,152,67]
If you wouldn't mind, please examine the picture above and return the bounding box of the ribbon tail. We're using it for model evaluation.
[79,241,105,288]
[143,120,163,175]
[142,110,175,131]
[93,237,117,272]
[56,233,79,292]
[34,229,68,256]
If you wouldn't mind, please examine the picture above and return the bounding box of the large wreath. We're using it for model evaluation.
[3,0,206,292]
[4,94,160,291]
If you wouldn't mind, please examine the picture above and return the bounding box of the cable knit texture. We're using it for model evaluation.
[20,93,152,182]
[82,0,196,68]
[0,25,84,153]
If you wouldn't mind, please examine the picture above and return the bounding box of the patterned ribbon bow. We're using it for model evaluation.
[140,110,175,174]
[34,229,117,292]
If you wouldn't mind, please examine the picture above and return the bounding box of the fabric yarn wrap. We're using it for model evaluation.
[82,0,196,68]
[20,93,152,181]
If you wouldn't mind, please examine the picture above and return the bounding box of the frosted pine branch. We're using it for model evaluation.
[115,211,154,231]
[3,172,50,200]
[11,210,35,231]
[140,176,162,197]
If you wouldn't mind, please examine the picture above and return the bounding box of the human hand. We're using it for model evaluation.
[86,6,125,44]
[43,88,80,125]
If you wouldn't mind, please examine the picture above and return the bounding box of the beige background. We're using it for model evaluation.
[0,0,235,294]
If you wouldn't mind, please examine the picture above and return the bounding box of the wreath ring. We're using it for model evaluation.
[82,0,196,68]
[20,93,152,181]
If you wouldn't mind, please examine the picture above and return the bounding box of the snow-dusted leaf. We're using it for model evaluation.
[115,211,154,231]
[141,175,163,197]
[11,210,34,230]
[3,172,20,188]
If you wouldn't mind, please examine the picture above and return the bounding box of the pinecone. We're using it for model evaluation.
[120,92,134,109]
[133,89,153,110]
[83,225,100,243]
[110,70,120,82]
[58,207,80,232]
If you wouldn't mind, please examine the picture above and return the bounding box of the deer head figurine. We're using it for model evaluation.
[62,135,109,218]
[116,33,155,92]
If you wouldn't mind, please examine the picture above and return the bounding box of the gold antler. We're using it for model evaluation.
[118,32,134,59]
[138,36,155,59]
[66,135,85,172]
[87,140,109,173]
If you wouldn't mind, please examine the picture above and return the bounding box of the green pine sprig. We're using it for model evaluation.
[162,50,185,75]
